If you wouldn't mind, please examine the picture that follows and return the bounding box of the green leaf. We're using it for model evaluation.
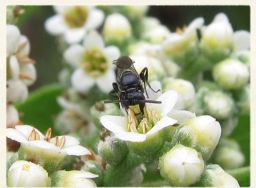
[16,84,64,134]
[227,166,250,187]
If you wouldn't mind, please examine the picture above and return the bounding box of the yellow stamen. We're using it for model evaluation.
[28,129,40,141]
[44,128,52,141]
[55,136,66,148]
[127,108,138,132]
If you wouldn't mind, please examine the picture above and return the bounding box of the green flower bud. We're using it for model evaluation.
[213,58,249,90]
[121,6,148,21]
[8,160,50,187]
[82,160,104,186]
[51,170,97,187]
[143,25,170,44]
[203,90,235,120]
[171,115,221,160]
[214,139,244,170]
[233,50,250,67]
[98,136,128,166]
[159,144,205,186]
[237,85,250,115]
[103,13,132,46]
[221,117,238,136]
[162,78,195,110]
[199,164,240,187]
[7,152,18,172]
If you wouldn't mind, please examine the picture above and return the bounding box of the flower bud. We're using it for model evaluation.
[121,6,148,21]
[82,160,104,186]
[171,115,221,160]
[7,79,28,103]
[143,25,170,44]
[213,58,249,90]
[237,85,250,115]
[201,13,234,56]
[51,170,97,187]
[162,78,195,110]
[103,13,132,45]
[214,139,244,170]
[98,136,128,166]
[199,164,240,187]
[203,90,235,120]
[7,105,19,128]
[233,50,250,68]
[7,152,18,172]
[159,144,204,186]
[7,160,50,187]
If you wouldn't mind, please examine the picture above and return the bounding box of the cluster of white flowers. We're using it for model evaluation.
[6,24,37,128]
[6,6,249,187]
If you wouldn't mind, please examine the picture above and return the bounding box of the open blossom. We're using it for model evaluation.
[45,6,104,44]
[7,125,90,156]
[162,17,204,57]
[64,30,120,93]
[100,91,178,143]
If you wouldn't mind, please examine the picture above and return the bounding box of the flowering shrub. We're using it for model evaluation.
[6,6,250,187]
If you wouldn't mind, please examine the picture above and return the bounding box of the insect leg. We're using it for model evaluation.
[140,67,160,94]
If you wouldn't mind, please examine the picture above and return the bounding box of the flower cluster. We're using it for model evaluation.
[6,5,249,187]
[7,24,37,128]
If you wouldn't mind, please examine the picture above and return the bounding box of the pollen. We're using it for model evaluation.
[28,129,40,141]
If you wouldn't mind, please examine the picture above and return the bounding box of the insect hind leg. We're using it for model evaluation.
[140,67,160,96]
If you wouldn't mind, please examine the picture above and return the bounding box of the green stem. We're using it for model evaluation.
[103,152,143,186]
[227,166,250,186]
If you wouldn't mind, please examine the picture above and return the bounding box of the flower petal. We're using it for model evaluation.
[100,115,127,134]
[9,56,20,79]
[64,29,86,44]
[104,46,120,62]
[71,69,95,92]
[185,17,204,34]
[115,131,146,142]
[96,70,115,93]
[15,125,45,139]
[234,30,250,51]
[50,135,79,147]
[54,6,69,14]
[62,145,91,156]
[7,24,20,56]
[20,64,37,86]
[27,140,60,151]
[146,116,177,136]
[86,9,104,29]
[83,30,104,50]
[17,35,30,56]
[145,80,162,100]
[64,44,84,67]
[75,171,98,179]
[44,15,67,35]
[168,110,196,124]
[7,128,27,143]
[157,90,178,116]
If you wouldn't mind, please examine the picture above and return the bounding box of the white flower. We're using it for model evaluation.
[64,30,120,93]
[51,170,97,187]
[143,25,170,44]
[7,125,90,156]
[7,25,36,86]
[100,91,178,142]
[162,17,204,57]
[128,41,162,58]
[45,6,104,44]
[159,144,205,186]
[213,58,249,90]
[234,30,250,51]
[8,160,50,187]
[103,13,132,44]
[7,104,19,128]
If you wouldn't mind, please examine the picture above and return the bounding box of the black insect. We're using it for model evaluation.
[105,56,161,115]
